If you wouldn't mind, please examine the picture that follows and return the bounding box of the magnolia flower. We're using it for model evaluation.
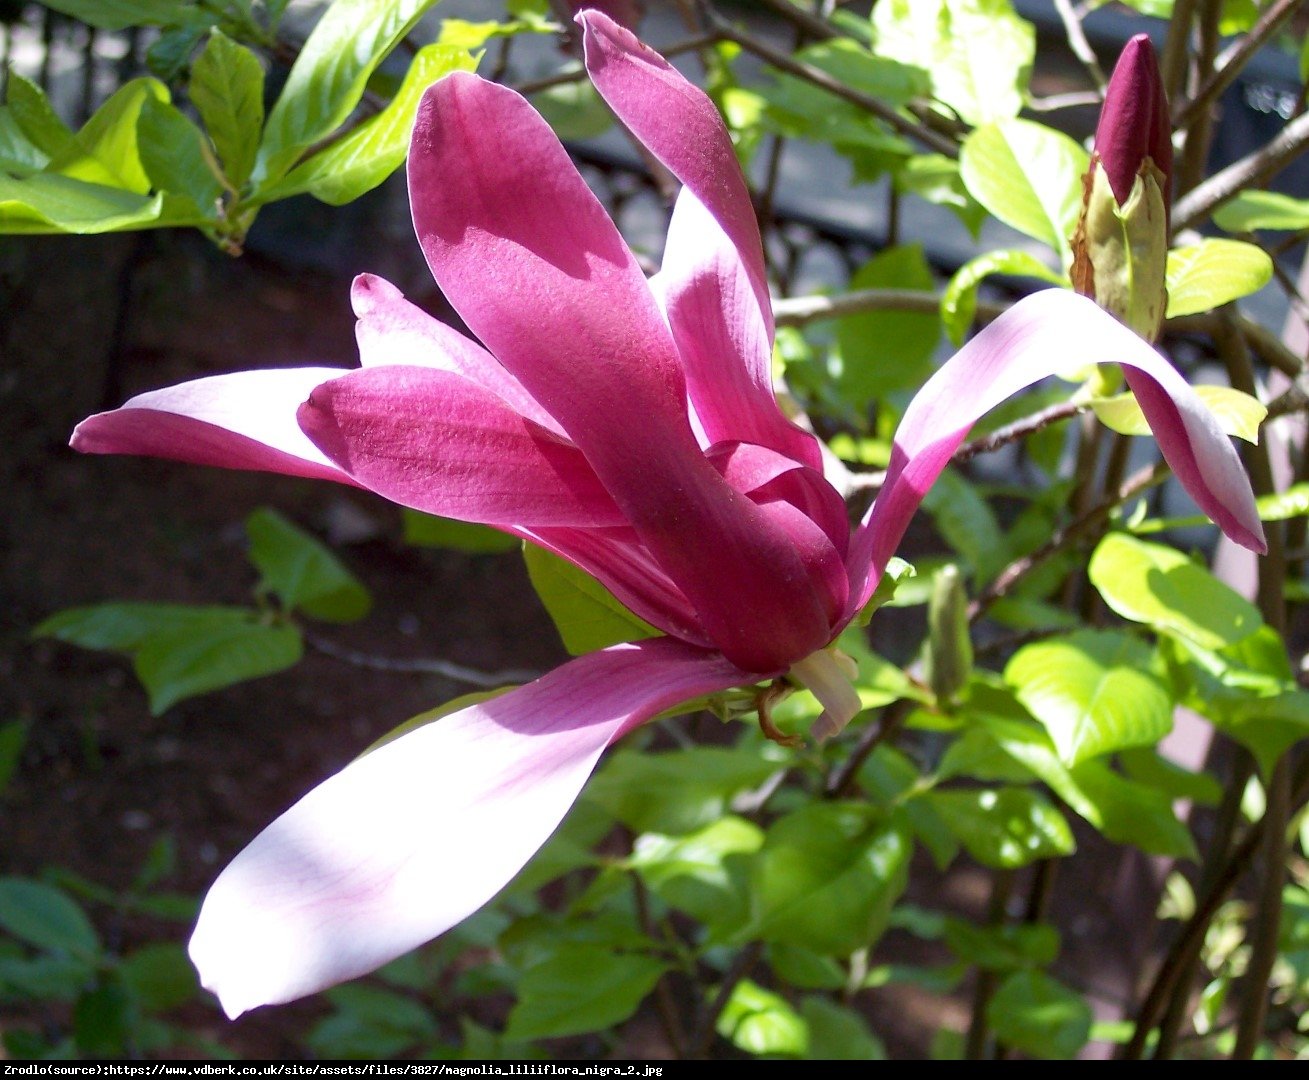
[71,12,1264,1018]
[1072,33,1173,340]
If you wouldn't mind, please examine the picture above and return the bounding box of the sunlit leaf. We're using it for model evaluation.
[190,30,265,191]
[941,248,1065,344]
[504,946,668,1041]
[1213,190,1309,233]
[523,543,659,655]
[1165,239,1273,317]
[1092,384,1265,444]
[986,971,1091,1059]
[929,786,1075,868]
[245,507,372,622]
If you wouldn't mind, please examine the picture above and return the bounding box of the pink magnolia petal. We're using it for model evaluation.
[846,289,1266,617]
[298,366,627,529]
[351,274,562,435]
[580,10,772,337]
[188,639,749,1018]
[661,189,822,470]
[409,74,832,673]
[71,368,356,484]
[521,525,710,646]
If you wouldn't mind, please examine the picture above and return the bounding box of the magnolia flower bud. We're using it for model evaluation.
[1071,34,1172,342]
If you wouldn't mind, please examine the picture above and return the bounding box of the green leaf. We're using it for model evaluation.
[960,119,1088,261]
[767,943,847,990]
[0,878,99,959]
[1117,747,1222,807]
[256,0,439,184]
[586,745,780,836]
[1067,760,1197,859]
[1213,190,1309,233]
[74,976,134,1057]
[801,997,887,1059]
[1006,629,1173,766]
[985,971,1092,1059]
[0,954,93,1001]
[627,816,763,928]
[835,243,940,407]
[133,614,303,713]
[1089,533,1262,650]
[261,44,477,206]
[400,509,518,553]
[245,507,372,622]
[716,979,808,1057]
[190,30,265,191]
[871,0,1034,125]
[504,946,668,1041]
[1092,384,1265,444]
[136,97,224,215]
[523,543,660,655]
[117,943,196,1011]
[0,109,50,177]
[46,78,167,194]
[0,172,166,234]
[38,0,193,29]
[928,786,1075,868]
[748,804,910,956]
[309,984,437,1059]
[35,602,250,652]
[1255,483,1309,522]
[1165,239,1273,317]
[894,153,987,237]
[534,76,614,142]
[7,74,74,157]
[941,249,1065,344]
[921,467,1007,583]
[942,917,1059,970]
[0,719,29,795]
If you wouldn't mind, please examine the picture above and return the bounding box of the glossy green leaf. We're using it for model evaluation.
[246,507,372,622]
[835,243,940,407]
[190,30,265,191]
[941,249,1066,344]
[38,0,192,29]
[960,119,1088,260]
[1213,190,1309,233]
[133,614,303,713]
[1165,239,1273,317]
[628,816,763,928]
[136,97,224,216]
[1089,533,1262,650]
[0,878,99,959]
[801,997,887,1060]
[0,109,48,177]
[117,943,196,1011]
[929,786,1075,868]
[586,745,779,837]
[504,946,668,1041]
[262,44,477,206]
[0,172,166,233]
[749,804,910,956]
[46,78,166,194]
[1092,384,1265,444]
[871,0,1034,124]
[894,153,988,237]
[767,944,847,990]
[257,0,439,184]
[6,74,74,158]
[985,971,1092,1059]
[1255,483,1309,522]
[522,543,660,655]
[716,979,808,1057]
[942,918,1059,969]
[1067,761,1197,859]
[35,602,245,652]
[1006,630,1173,765]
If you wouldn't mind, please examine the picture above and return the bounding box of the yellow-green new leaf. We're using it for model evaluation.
[1165,239,1272,317]
[1092,384,1265,443]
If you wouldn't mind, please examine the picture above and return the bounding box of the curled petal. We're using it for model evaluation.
[351,274,561,435]
[660,189,822,470]
[298,365,627,528]
[188,639,749,1018]
[580,10,772,337]
[71,368,355,483]
[845,289,1266,617]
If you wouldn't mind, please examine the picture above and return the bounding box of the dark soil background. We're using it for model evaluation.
[2,188,1178,1059]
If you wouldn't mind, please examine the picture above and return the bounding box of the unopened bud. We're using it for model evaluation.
[1071,34,1172,342]
[925,565,972,705]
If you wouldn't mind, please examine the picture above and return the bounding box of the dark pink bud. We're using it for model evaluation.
[1094,34,1172,209]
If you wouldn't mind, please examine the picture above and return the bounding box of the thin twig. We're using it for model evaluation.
[1172,110,1309,233]
[1161,0,1199,103]
[773,287,1004,326]
[970,461,1169,621]
[1054,0,1106,90]
[1027,90,1104,113]
[965,869,1016,1059]
[303,632,538,687]
[1172,0,1304,131]
[1176,0,1223,199]
[691,942,763,1058]
[825,699,911,798]
[698,3,960,157]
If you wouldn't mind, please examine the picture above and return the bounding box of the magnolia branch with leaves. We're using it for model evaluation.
[7,0,1309,1064]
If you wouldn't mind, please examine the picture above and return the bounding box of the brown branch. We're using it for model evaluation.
[691,942,764,1058]
[825,698,912,799]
